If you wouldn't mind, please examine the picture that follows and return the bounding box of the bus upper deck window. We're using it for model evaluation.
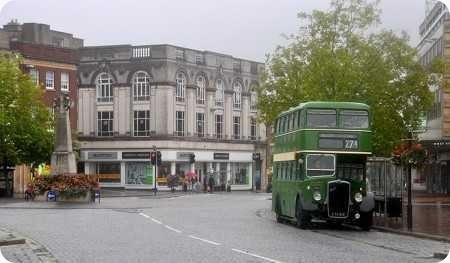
[307,109,337,128]
[340,110,369,129]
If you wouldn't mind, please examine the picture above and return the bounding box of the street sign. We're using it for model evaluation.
[47,191,57,202]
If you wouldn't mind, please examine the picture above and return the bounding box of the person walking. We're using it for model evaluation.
[208,173,215,193]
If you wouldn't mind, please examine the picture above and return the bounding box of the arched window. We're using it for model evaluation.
[133,71,151,101]
[176,72,186,102]
[215,79,224,107]
[233,81,242,109]
[196,75,206,104]
[96,73,113,102]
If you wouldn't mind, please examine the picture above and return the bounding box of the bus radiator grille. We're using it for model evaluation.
[327,180,350,218]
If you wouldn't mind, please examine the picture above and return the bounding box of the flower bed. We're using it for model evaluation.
[32,174,99,200]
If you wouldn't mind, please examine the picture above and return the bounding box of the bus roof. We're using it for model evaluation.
[278,101,370,118]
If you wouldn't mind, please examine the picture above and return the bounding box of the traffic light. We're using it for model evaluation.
[150,151,156,165]
[157,151,162,165]
[189,153,195,163]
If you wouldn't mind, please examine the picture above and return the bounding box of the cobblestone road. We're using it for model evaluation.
[0,193,448,263]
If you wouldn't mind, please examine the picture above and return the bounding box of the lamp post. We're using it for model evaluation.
[406,132,413,231]
[404,131,414,231]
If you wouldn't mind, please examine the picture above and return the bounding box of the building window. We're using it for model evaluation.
[176,111,185,136]
[250,91,257,111]
[250,117,257,140]
[195,54,204,64]
[176,49,184,60]
[61,72,69,92]
[233,61,241,73]
[45,71,54,90]
[215,79,224,107]
[97,111,113,136]
[134,110,150,136]
[133,72,151,101]
[29,68,39,86]
[215,114,223,139]
[196,112,205,137]
[96,73,113,103]
[196,75,206,104]
[176,72,186,102]
[233,116,241,139]
[233,82,242,109]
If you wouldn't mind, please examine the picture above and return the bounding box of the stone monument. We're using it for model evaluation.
[50,94,77,175]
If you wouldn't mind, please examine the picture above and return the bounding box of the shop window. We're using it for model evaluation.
[126,162,153,185]
[96,162,120,183]
[231,163,249,185]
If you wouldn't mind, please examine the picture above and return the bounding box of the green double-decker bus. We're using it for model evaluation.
[272,101,375,230]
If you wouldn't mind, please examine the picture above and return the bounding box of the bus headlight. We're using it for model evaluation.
[313,191,321,201]
[354,192,363,203]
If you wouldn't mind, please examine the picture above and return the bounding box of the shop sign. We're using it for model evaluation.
[87,152,118,160]
[177,152,194,160]
[214,153,229,160]
[122,152,150,159]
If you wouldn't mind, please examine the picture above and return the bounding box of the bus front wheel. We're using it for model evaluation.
[296,199,311,229]
[275,196,283,223]
[359,211,373,231]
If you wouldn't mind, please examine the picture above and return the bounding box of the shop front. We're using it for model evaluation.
[82,150,254,190]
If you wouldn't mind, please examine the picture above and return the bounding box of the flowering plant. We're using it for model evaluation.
[32,175,99,199]
[392,142,427,168]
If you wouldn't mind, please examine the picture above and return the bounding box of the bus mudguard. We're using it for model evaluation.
[359,192,375,212]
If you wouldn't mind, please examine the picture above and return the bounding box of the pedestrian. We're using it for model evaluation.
[208,174,215,193]
[203,177,207,192]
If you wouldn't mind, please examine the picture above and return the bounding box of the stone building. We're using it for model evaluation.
[417,1,450,194]
[77,44,267,191]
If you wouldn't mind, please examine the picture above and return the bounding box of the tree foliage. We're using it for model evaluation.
[0,52,53,169]
[257,0,433,156]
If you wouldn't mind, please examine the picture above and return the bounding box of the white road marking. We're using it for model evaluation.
[164,225,182,233]
[232,248,284,263]
[188,235,221,246]
[139,213,150,218]
[151,218,163,225]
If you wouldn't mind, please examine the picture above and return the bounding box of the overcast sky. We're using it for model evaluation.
[0,0,430,62]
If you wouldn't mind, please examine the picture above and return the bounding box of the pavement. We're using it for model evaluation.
[0,227,57,263]
[374,191,450,238]
[0,192,448,263]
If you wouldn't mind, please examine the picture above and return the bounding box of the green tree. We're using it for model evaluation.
[257,0,433,156]
[0,52,53,174]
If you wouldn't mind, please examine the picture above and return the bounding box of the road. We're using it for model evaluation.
[0,192,448,263]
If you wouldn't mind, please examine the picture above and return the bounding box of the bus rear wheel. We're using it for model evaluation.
[296,200,310,229]
[359,211,373,231]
